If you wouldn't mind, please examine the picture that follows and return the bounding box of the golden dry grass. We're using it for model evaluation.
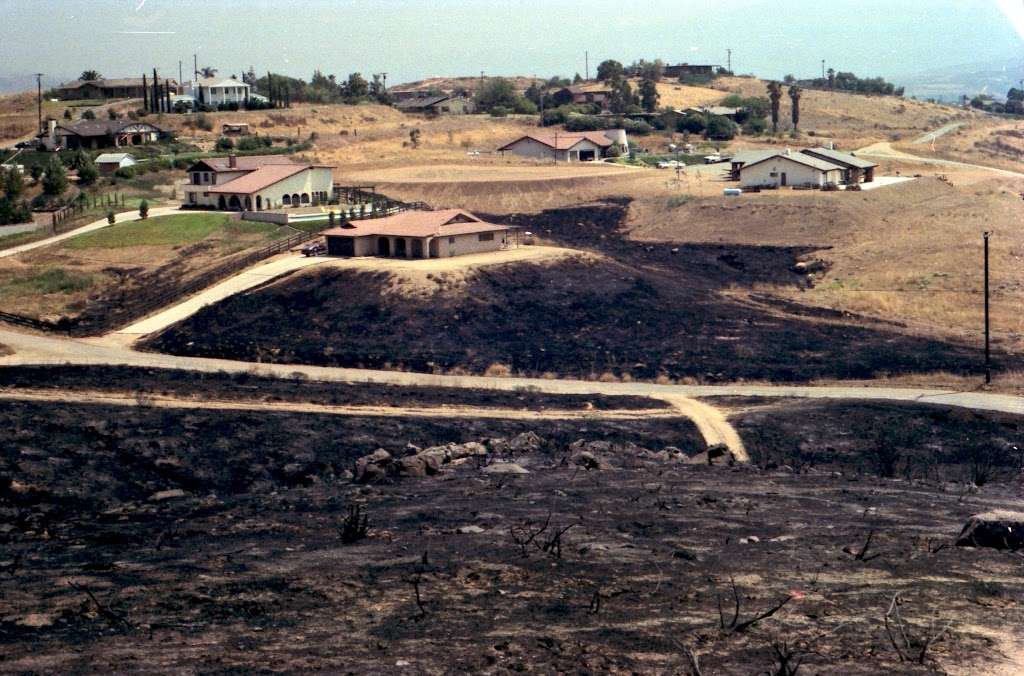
[0,92,141,143]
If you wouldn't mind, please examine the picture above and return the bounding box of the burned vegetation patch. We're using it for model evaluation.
[2,401,1023,673]
[144,236,982,383]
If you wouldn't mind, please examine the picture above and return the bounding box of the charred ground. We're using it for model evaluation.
[1,398,1022,673]
[143,201,994,382]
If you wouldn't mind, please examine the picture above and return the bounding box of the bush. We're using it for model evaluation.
[512,98,538,115]
[676,115,705,134]
[114,166,135,179]
[195,113,213,131]
[489,106,510,118]
[0,196,32,225]
[564,113,604,131]
[742,116,767,135]
[81,109,96,120]
[77,157,99,185]
[705,115,738,140]
[42,157,68,196]
[215,137,235,151]
[139,199,149,219]
[107,210,115,224]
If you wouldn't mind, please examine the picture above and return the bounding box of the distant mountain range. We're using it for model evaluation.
[896,57,1024,102]
[0,74,73,95]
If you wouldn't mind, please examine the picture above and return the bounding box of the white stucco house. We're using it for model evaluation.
[183,155,334,211]
[738,149,844,189]
[323,209,515,258]
[180,76,251,108]
[498,129,628,162]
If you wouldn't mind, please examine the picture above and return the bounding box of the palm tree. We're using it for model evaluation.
[199,66,218,79]
[767,81,782,134]
[79,70,101,81]
[788,85,802,131]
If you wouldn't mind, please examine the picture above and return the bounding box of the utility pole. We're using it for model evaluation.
[822,59,826,80]
[34,73,43,135]
[179,60,183,85]
[984,231,992,384]
[381,72,387,92]
[193,54,198,80]
[727,49,732,73]
[585,51,589,80]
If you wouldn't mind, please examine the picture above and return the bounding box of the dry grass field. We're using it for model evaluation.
[0,92,140,144]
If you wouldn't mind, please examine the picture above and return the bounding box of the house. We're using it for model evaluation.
[498,129,628,162]
[681,106,744,119]
[54,77,175,101]
[183,155,335,211]
[221,122,252,135]
[800,147,877,183]
[728,150,778,180]
[37,119,167,151]
[551,84,613,110]
[663,64,725,79]
[738,149,843,188]
[322,209,514,258]
[180,76,251,107]
[94,153,136,174]
[395,95,474,115]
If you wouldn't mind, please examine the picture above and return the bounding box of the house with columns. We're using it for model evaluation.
[322,209,515,258]
[183,155,334,211]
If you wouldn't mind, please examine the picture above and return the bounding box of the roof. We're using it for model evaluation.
[52,120,166,138]
[685,106,742,116]
[498,130,620,151]
[729,150,777,165]
[208,164,320,194]
[323,209,511,239]
[740,152,844,173]
[395,95,453,110]
[95,153,133,163]
[188,155,299,173]
[58,78,167,90]
[566,83,612,95]
[192,77,249,88]
[801,147,878,170]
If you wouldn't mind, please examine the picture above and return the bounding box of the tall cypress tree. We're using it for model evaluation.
[152,68,159,112]
[142,73,149,112]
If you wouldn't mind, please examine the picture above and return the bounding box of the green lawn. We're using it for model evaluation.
[4,268,94,295]
[64,213,238,249]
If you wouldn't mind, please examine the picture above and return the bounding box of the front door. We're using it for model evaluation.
[780,172,787,186]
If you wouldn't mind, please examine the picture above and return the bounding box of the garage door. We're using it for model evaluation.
[327,237,354,256]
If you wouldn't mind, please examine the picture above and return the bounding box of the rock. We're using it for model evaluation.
[147,489,188,502]
[739,536,761,545]
[571,451,612,471]
[15,612,57,628]
[457,525,486,534]
[687,444,735,466]
[508,432,544,453]
[449,441,488,461]
[956,510,1024,551]
[394,454,441,478]
[482,462,530,475]
[354,449,392,484]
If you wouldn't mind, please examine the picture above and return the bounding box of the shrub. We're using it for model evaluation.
[42,157,68,196]
[81,109,96,120]
[107,210,115,224]
[489,105,511,118]
[215,137,235,151]
[139,199,149,219]
[513,98,538,115]
[705,115,738,140]
[195,113,213,131]
[77,157,98,185]
[676,115,705,134]
[114,166,135,179]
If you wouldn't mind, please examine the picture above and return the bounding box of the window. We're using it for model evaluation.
[188,192,196,204]
[192,172,201,185]
[478,232,494,242]
[449,237,455,244]
[203,172,210,183]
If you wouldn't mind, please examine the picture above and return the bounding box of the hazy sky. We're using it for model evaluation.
[2,0,1022,85]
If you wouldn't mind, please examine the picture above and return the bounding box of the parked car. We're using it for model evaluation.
[703,154,723,164]
[301,242,326,257]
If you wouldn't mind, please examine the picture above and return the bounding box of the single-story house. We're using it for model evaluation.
[95,153,136,174]
[551,84,613,110]
[183,155,335,211]
[728,150,778,180]
[55,77,175,101]
[322,209,514,259]
[738,150,843,189]
[498,129,627,162]
[680,105,744,119]
[180,76,251,107]
[395,95,474,115]
[800,147,877,183]
[221,122,252,135]
[37,119,167,151]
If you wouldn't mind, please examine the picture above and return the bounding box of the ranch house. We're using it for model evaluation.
[184,155,335,211]
[498,129,628,162]
[738,149,843,189]
[37,119,167,151]
[322,209,514,259]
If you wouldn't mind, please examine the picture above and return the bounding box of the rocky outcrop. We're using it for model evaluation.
[956,511,1024,551]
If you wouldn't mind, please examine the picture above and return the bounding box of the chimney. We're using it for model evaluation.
[783,147,791,156]
[228,154,237,168]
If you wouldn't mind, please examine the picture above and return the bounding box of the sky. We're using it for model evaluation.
[1,0,1023,87]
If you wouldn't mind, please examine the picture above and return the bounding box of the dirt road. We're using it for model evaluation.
[857,141,1024,179]
[912,121,967,145]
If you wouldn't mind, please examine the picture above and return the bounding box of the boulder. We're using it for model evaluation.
[394,454,442,478]
[354,449,392,484]
[686,444,735,466]
[148,488,188,502]
[508,432,544,453]
[456,525,486,534]
[482,462,530,475]
[956,511,1024,551]
[449,441,488,461]
[571,451,612,471]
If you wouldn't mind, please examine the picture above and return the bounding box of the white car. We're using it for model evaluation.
[703,154,723,164]
[657,160,683,169]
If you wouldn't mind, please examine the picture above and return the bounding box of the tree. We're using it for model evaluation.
[596,59,624,82]
[608,76,634,114]
[3,166,24,200]
[139,199,149,219]
[80,70,101,81]
[107,210,115,225]
[573,73,583,84]
[705,115,738,140]
[788,85,802,130]
[77,156,99,186]
[42,157,68,196]
[216,137,234,151]
[63,108,72,120]
[200,66,218,78]
[344,72,369,99]
[29,165,43,184]
[639,78,660,113]
[768,81,783,134]
[827,68,836,89]
[81,109,96,120]
[474,77,519,113]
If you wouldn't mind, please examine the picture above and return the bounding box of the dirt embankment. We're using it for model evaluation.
[143,201,994,383]
[2,400,1022,673]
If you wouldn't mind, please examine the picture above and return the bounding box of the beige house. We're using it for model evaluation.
[184,155,334,211]
[738,150,843,189]
[498,129,628,162]
[323,209,514,258]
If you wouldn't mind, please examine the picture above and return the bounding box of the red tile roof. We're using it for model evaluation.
[195,155,300,172]
[323,209,511,238]
[208,164,310,194]
[498,131,616,151]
